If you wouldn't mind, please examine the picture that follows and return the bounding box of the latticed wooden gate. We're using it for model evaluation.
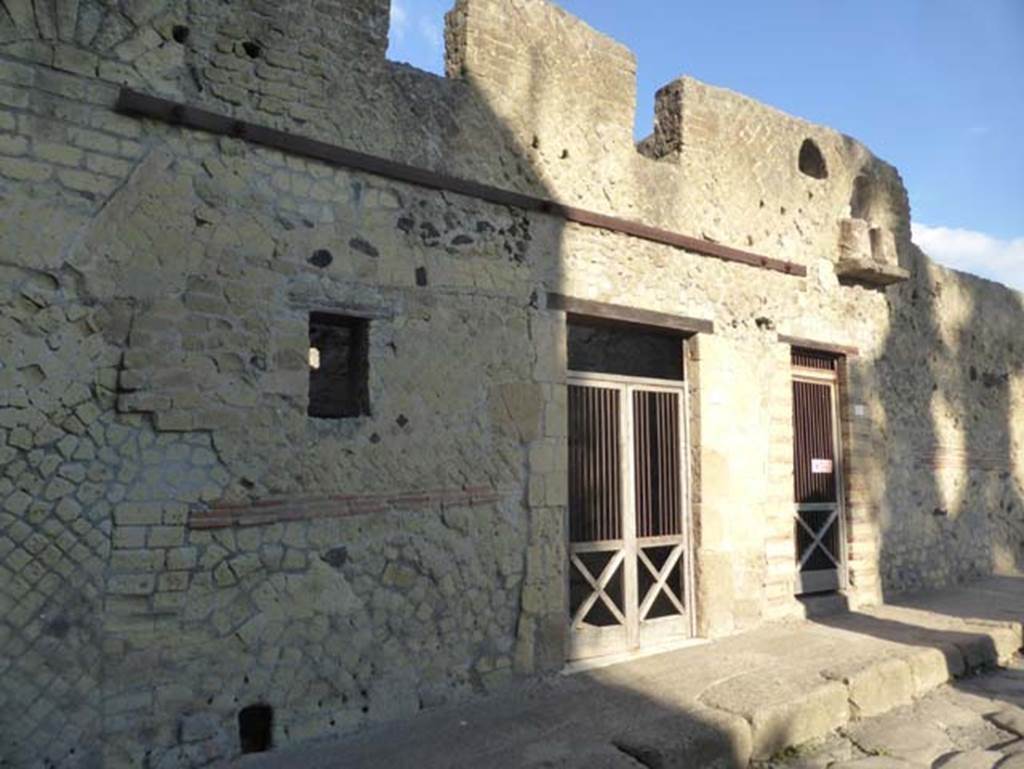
[791,349,846,595]
[567,373,693,660]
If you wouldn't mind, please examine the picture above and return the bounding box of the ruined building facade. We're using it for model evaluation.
[1,0,1023,766]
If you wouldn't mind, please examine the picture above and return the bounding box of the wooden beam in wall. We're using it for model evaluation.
[547,293,714,335]
[778,334,860,357]
[114,88,808,278]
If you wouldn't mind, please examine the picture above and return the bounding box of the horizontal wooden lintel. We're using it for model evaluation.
[548,293,714,335]
[114,87,806,278]
[778,334,859,357]
[301,302,394,320]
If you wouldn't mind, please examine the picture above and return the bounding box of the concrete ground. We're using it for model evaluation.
[224,576,1024,769]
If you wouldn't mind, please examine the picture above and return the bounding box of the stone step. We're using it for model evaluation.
[797,591,852,619]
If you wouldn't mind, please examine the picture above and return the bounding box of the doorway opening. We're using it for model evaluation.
[791,347,847,595]
[566,319,695,661]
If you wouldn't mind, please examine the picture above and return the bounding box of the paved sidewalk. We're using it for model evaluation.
[225,576,1024,769]
[762,656,1024,768]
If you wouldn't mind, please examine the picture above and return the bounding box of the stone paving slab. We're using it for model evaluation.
[844,718,955,765]
[761,657,1024,769]
[222,577,1024,769]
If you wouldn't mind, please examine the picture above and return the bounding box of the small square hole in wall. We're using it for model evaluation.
[238,703,273,753]
[308,312,369,419]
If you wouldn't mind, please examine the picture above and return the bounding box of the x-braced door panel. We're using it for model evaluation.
[568,383,629,657]
[792,350,846,595]
[568,375,693,660]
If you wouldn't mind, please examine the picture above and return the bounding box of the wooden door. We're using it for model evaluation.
[791,349,846,595]
[567,374,693,660]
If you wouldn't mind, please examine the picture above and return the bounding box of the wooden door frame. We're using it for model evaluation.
[566,371,696,660]
[792,365,849,595]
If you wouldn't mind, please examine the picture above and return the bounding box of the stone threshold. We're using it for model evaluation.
[561,637,712,676]
[224,576,1024,769]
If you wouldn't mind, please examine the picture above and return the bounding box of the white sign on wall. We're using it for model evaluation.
[811,458,834,474]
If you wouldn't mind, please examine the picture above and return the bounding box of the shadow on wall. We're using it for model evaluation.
[0,0,581,766]
[224,671,752,769]
[869,228,1024,598]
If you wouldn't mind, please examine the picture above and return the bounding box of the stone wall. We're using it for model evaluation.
[0,0,1022,767]
[871,251,1024,592]
[0,3,558,765]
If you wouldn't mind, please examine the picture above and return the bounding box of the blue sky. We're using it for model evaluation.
[388,1,1024,290]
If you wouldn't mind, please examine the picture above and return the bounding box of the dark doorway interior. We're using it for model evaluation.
[568,319,684,381]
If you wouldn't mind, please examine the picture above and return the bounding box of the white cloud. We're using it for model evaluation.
[390,0,409,43]
[418,15,444,51]
[386,1,445,72]
[912,223,1024,293]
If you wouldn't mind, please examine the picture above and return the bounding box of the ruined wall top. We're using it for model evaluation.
[0,0,978,285]
[446,0,639,158]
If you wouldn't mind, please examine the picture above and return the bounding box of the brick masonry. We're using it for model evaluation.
[0,1,1022,767]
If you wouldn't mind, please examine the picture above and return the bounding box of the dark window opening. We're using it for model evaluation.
[239,704,273,754]
[798,138,828,179]
[791,347,838,371]
[308,313,370,419]
[568,319,685,381]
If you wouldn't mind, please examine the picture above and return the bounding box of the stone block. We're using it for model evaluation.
[836,258,910,287]
[749,680,851,759]
[906,646,962,696]
[68,127,120,154]
[158,572,190,592]
[148,526,185,548]
[58,168,119,196]
[839,218,872,263]
[166,547,199,570]
[162,503,190,525]
[830,758,926,769]
[0,83,29,109]
[491,382,544,442]
[110,549,164,573]
[989,705,1024,737]
[34,141,83,166]
[956,627,1018,670]
[114,502,163,525]
[0,134,29,155]
[869,227,897,266]
[52,45,98,77]
[178,713,221,744]
[844,719,954,765]
[108,574,156,596]
[844,657,914,719]
[4,490,32,515]
[113,526,148,549]
[55,497,81,521]
[0,157,52,181]
[85,153,134,178]
[935,750,1004,769]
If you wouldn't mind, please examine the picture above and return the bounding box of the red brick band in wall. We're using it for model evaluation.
[190,485,513,529]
